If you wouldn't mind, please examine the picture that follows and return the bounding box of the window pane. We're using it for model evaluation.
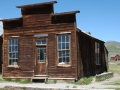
[12,46,14,52]
[15,46,18,52]
[9,46,11,52]
[58,43,61,50]
[66,57,70,64]
[36,40,41,45]
[62,43,65,49]
[15,40,18,45]
[42,40,46,44]
[40,49,44,60]
[66,50,70,57]
[58,51,62,57]
[66,43,69,49]
[62,36,65,42]
[66,36,69,42]
[59,58,62,63]
[9,59,12,65]
[16,53,18,58]
[58,36,61,42]
[12,40,14,45]
[63,57,65,63]
[9,53,13,58]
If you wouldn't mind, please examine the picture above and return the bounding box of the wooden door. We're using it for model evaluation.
[35,39,47,75]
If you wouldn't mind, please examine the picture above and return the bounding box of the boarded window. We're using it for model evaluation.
[95,42,100,65]
[57,35,70,64]
[8,39,18,65]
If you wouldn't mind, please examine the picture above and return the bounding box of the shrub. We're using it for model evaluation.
[71,76,93,85]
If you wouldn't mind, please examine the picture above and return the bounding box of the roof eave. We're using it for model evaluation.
[16,1,57,8]
[0,17,22,22]
[51,10,80,16]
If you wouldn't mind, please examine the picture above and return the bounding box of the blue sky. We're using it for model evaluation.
[0,0,120,42]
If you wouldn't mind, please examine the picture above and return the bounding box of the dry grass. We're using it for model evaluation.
[109,61,120,75]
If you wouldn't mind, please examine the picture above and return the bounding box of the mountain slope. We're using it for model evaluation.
[105,41,120,60]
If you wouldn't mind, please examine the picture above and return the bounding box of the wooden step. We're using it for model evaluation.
[32,77,48,79]
[34,75,48,77]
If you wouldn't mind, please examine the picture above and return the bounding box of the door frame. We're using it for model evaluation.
[34,37,48,75]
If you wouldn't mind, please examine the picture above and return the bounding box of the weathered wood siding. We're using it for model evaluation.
[77,31,107,77]
[0,37,2,72]
[3,4,77,78]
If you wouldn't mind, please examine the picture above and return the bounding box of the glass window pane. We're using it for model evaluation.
[16,53,18,58]
[9,59,12,65]
[59,58,62,63]
[66,50,70,57]
[58,51,62,57]
[9,53,12,58]
[15,46,18,52]
[15,40,18,45]
[42,40,46,44]
[63,57,65,63]
[58,36,61,42]
[58,43,61,50]
[62,51,65,57]
[62,36,65,42]
[66,57,70,64]
[66,43,69,49]
[36,40,41,45]
[12,46,14,52]
[40,49,44,60]
[66,36,69,42]
[12,40,14,45]
[9,46,11,52]
[62,43,65,49]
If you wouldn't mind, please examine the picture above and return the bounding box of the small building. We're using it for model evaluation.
[1,1,108,80]
[110,54,120,61]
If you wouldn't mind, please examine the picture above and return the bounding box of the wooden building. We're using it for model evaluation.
[0,36,2,72]
[1,1,108,80]
[110,54,120,61]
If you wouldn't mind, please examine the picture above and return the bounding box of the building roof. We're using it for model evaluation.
[0,17,22,22]
[16,1,57,8]
[51,10,80,16]
[77,28,104,42]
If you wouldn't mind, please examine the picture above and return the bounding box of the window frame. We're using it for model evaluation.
[95,42,100,65]
[35,38,47,63]
[56,34,71,66]
[8,37,19,67]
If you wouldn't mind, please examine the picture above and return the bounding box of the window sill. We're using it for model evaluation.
[7,65,19,68]
[57,64,71,67]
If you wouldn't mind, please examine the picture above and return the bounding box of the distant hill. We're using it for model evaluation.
[105,41,120,60]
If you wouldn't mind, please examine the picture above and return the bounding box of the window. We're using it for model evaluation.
[36,39,46,62]
[95,42,100,65]
[8,39,18,65]
[57,35,70,65]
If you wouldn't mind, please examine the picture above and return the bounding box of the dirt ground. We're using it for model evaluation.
[0,73,120,90]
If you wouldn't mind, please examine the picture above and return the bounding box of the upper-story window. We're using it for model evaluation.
[95,42,100,65]
[8,39,18,65]
[57,35,70,65]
